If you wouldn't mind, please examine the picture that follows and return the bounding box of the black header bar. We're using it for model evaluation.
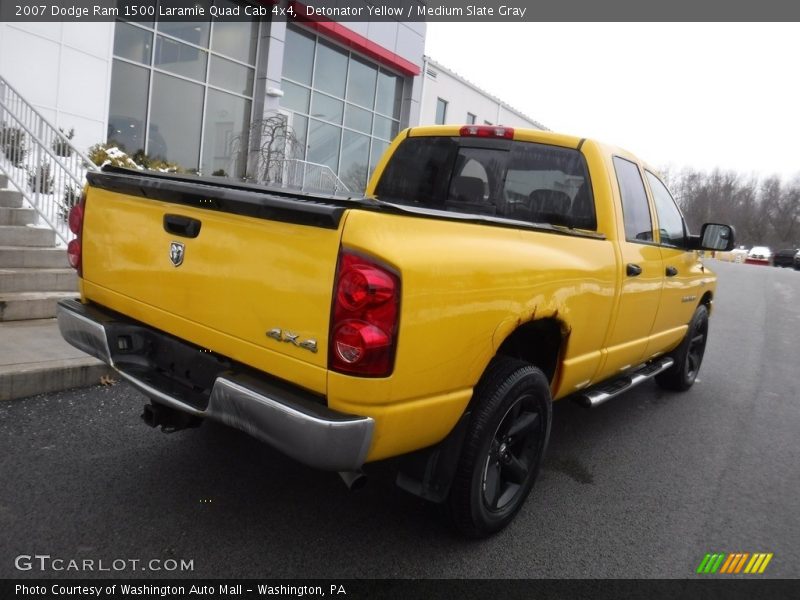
[2,0,800,23]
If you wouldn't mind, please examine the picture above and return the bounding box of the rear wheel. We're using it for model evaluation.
[445,357,552,538]
[656,304,709,391]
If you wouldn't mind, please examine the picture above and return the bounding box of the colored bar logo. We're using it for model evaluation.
[696,552,773,574]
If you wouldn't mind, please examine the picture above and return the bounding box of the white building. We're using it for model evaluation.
[418,57,546,130]
[1,4,545,193]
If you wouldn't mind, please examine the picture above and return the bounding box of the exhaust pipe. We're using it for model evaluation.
[338,469,368,491]
[141,402,202,433]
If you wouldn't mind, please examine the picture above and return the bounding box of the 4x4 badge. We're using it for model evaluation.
[267,328,318,353]
[169,241,185,267]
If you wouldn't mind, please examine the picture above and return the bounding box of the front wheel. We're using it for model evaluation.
[445,357,552,538]
[656,304,709,391]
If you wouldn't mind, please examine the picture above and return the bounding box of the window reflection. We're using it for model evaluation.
[202,89,251,177]
[114,20,152,64]
[157,19,210,47]
[347,58,377,108]
[314,41,347,97]
[108,59,149,155]
[308,119,341,173]
[280,25,405,189]
[155,35,207,81]
[340,131,370,192]
[109,13,256,176]
[211,1,257,64]
[209,55,254,96]
[149,72,203,168]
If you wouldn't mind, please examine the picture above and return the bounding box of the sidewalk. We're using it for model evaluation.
[0,318,113,401]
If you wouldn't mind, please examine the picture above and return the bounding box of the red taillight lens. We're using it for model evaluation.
[337,265,395,311]
[68,202,83,235]
[66,188,86,275]
[67,239,81,269]
[330,251,400,377]
[459,125,514,139]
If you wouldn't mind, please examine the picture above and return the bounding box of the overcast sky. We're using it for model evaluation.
[424,22,800,181]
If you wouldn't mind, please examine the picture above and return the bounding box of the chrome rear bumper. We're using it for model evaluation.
[56,299,374,471]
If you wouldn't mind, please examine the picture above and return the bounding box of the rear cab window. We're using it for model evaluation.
[374,136,597,230]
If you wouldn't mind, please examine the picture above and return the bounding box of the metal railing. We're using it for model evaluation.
[255,158,350,196]
[0,74,98,244]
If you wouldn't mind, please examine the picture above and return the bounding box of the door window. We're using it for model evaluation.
[645,171,687,248]
[613,156,653,242]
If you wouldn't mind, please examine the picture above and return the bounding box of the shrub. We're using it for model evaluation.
[28,162,55,194]
[52,127,75,157]
[131,150,181,173]
[86,143,182,173]
[1,122,27,167]
[59,183,81,222]
[211,169,228,177]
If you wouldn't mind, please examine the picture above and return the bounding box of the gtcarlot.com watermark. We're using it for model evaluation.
[14,554,194,573]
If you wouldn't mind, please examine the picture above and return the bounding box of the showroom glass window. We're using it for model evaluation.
[279,25,404,192]
[107,1,259,177]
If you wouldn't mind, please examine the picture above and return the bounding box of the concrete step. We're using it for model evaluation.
[0,268,77,293]
[0,245,68,268]
[0,174,8,188]
[0,318,113,401]
[0,206,37,226]
[0,291,79,321]
[0,225,56,247]
[0,189,24,208]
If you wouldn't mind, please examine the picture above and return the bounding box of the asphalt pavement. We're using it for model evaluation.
[1,260,798,579]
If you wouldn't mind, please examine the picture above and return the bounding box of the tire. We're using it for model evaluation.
[445,357,552,538]
[656,304,709,391]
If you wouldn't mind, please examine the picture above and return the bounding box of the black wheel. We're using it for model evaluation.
[445,357,552,538]
[656,304,709,391]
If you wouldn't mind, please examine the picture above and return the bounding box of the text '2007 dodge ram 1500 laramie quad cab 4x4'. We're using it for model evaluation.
[58,125,734,537]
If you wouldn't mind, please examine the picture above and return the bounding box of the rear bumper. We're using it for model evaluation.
[56,299,374,471]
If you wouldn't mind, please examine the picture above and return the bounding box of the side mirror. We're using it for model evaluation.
[697,223,735,251]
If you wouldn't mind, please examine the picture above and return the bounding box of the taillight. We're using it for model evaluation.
[459,125,514,139]
[330,251,400,377]
[66,188,86,275]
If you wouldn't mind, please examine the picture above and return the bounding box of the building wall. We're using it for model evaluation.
[419,57,544,130]
[0,21,114,153]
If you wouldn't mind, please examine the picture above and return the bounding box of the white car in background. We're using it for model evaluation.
[745,246,772,265]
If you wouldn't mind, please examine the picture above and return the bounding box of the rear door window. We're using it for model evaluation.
[613,156,653,242]
[375,136,597,230]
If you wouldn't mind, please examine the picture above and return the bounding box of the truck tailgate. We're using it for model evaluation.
[81,169,348,395]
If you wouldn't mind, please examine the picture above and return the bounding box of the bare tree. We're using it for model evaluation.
[241,113,301,185]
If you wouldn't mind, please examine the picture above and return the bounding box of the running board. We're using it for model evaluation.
[574,357,675,408]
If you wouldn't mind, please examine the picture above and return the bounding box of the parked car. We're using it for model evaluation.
[745,246,772,265]
[730,246,749,263]
[772,248,799,268]
[794,250,800,271]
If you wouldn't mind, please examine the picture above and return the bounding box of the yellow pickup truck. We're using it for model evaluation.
[58,125,733,537]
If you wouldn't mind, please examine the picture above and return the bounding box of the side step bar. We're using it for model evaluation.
[574,357,675,408]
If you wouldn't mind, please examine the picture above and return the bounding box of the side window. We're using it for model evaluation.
[613,156,653,242]
[645,171,687,248]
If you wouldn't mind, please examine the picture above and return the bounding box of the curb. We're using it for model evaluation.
[0,358,115,401]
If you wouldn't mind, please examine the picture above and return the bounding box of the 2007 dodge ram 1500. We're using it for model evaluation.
[58,125,734,537]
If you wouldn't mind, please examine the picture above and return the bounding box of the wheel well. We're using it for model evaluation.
[700,291,713,312]
[496,318,563,383]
